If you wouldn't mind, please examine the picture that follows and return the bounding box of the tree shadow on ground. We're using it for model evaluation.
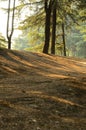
[0,49,86,130]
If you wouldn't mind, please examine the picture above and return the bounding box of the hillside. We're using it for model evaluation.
[0,48,86,130]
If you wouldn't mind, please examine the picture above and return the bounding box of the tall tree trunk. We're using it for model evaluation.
[51,6,56,54]
[43,0,52,54]
[7,0,16,49]
[62,23,66,56]
[43,10,51,54]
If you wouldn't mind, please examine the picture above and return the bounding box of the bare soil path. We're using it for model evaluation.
[0,48,86,130]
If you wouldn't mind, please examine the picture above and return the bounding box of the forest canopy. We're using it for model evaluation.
[0,0,86,58]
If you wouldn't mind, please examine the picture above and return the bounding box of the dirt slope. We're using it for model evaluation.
[0,48,86,130]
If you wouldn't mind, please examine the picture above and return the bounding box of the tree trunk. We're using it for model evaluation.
[43,0,52,54]
[7,0,16,49]
[51,6,56,54]
[62,23,66,56]
[43,9,51,54]
[8,36,12,49]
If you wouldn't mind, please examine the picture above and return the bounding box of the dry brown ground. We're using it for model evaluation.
[0,48,86,130]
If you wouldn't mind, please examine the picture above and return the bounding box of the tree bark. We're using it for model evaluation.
[8,36,11,49]
[51,6,56,54]
[7,0,16,49]
[43,0,52,54]
[62,23,66,56]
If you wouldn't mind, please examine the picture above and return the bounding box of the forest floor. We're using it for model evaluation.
[0,48,86,130]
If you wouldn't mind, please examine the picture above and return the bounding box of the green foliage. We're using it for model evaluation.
[13,25,44,51]
[27,27,44,45]
[66,24,86,58]
[1,0,85,58]
[0,33,7,48]
[13,34,29,50]
[26,43,44,52]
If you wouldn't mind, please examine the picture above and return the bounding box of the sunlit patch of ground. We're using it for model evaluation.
[0,48,86,130]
